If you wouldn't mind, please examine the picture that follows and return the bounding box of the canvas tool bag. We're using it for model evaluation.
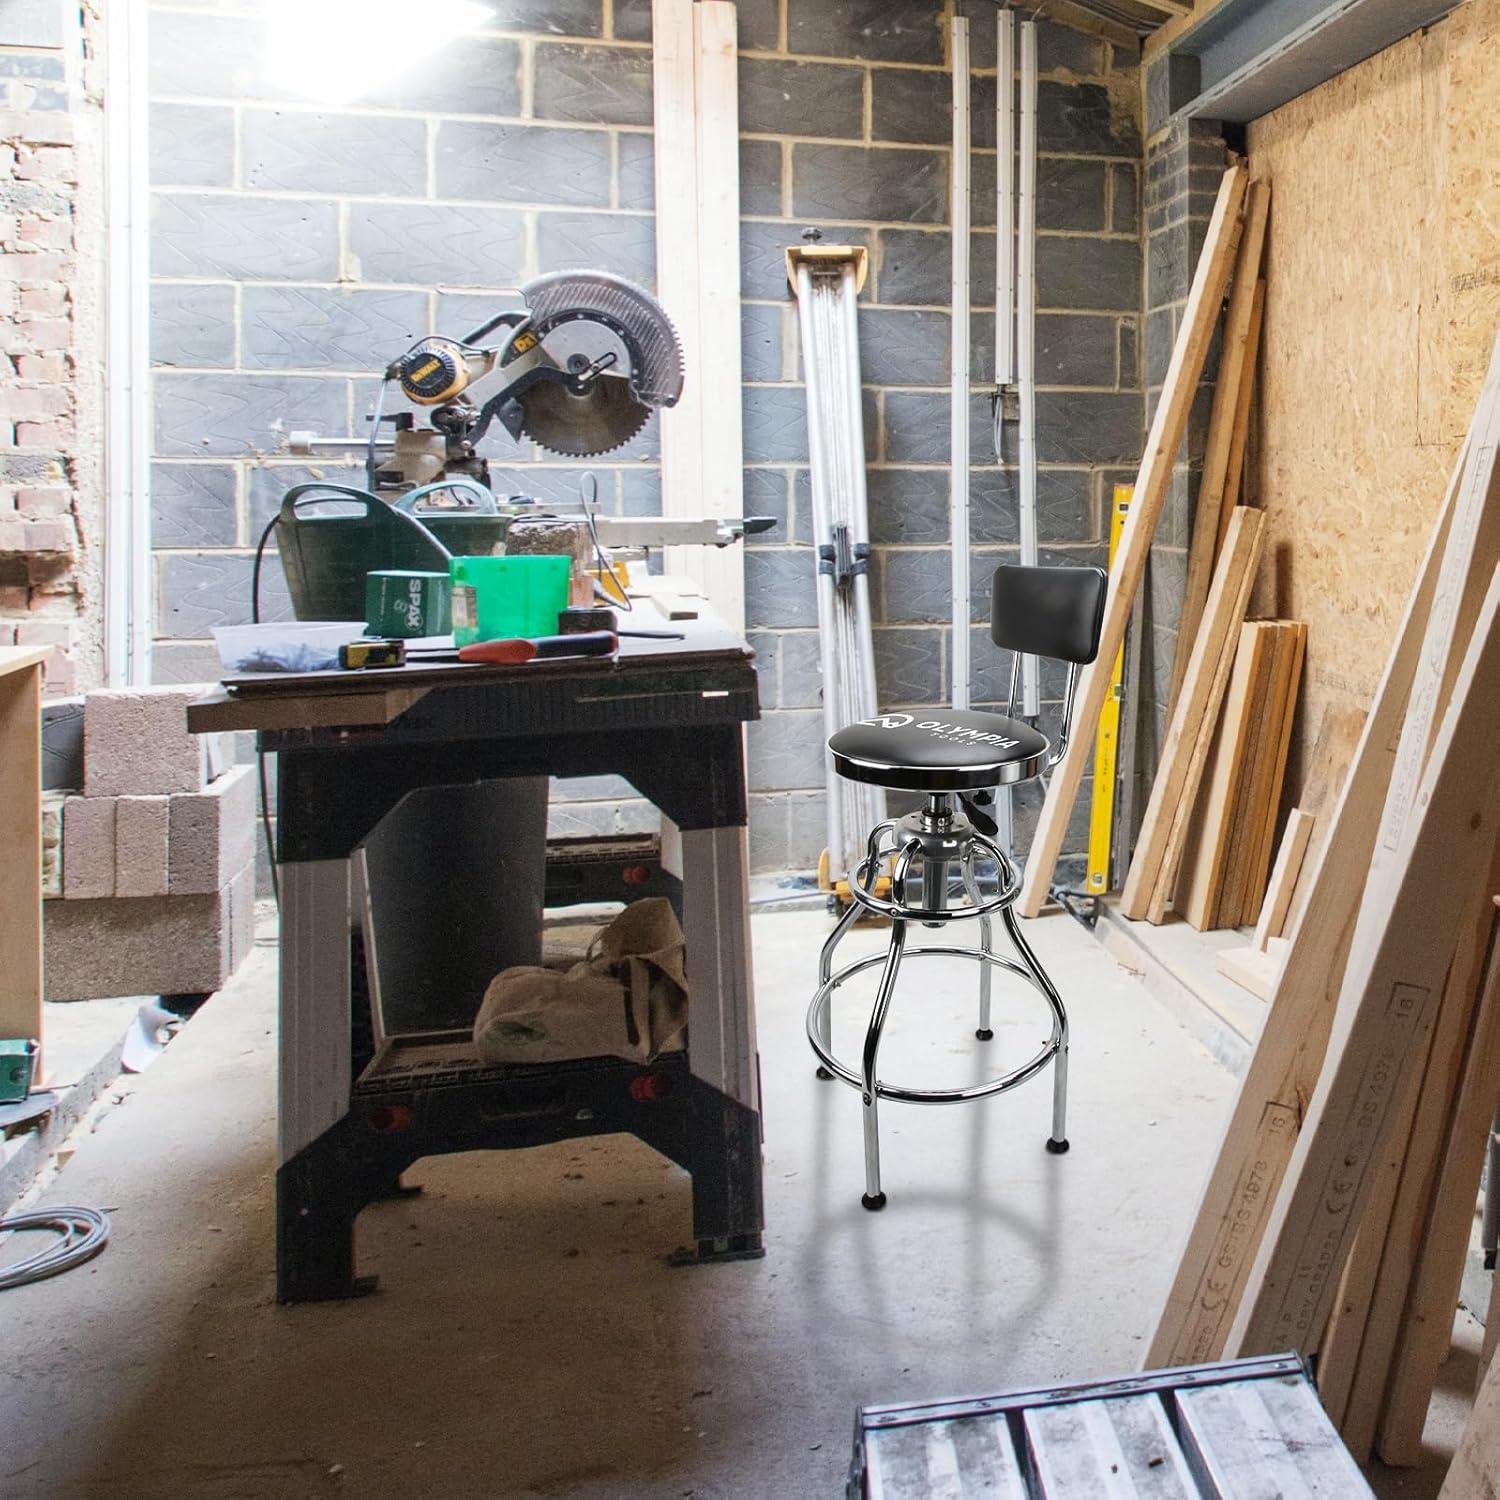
[472,898,689,1066]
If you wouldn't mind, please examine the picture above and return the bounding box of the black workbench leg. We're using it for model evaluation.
[276,1153,371,1303]
[687,1089,766,1263]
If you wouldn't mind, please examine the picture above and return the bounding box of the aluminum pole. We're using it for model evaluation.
[1017,19,1040,719]
[950,10,972,711]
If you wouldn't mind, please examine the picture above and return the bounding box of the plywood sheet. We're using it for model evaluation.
[1247,0,1500,784]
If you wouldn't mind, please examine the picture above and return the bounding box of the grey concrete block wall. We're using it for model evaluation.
[147,0,1145,875]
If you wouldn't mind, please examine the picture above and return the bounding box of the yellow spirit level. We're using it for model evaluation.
[1086,485,1131,894]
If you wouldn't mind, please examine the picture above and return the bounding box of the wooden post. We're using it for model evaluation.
[652,0,746,630]
[1017,164,1247,917]
[1441,1338,1500,1498]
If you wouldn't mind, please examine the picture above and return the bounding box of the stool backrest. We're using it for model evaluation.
[990,563,1108,665]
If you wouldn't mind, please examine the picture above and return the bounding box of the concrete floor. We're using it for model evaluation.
[0,910,1470,1497]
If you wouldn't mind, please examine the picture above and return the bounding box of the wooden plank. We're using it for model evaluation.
[1339,858,1500,1459]
[1215,941,1284,1001]
[652,0,747,630]
[1315,1007,1438,1435]
[1236,623,1306,927]
[1119,506,1264,921]
[1169,180,1271,716]
[1378,897,1500,1464]
[0,657,43,1071]
[1283,704,1368,936]
[1228,562,1500,1359]
[1145,454,1461,1370]
[186,685,432,735]
[1017,164,1247,917]
[1215,282,1267,552]
[1354,333,1500,952]
[1215,623,1293,928]
[1441,1338,1500,1499]
[1175,622,1267,929]
[1252,808,1315,949]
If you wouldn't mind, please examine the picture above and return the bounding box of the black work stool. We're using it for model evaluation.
[807,564,1108,1209]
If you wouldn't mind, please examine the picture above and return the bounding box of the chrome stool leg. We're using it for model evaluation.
[961,853,993,1041]
[815,899,861,1079]
[1000,901,1070,1154]
[860,918,908,1211]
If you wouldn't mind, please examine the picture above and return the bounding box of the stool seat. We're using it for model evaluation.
[829,709,1049,792]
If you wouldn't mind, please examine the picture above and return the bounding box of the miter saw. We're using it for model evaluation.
[290,269,685,493]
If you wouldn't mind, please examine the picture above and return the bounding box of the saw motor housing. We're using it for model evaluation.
[368,270,684,493]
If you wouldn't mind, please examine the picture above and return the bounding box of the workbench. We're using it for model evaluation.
[189,618,764,1302]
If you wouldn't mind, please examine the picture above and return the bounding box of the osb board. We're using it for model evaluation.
[1246,0,1500,794]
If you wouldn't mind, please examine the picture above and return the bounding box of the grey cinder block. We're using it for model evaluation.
[857,307,949,386]
[158,551,291,638]
[361,36,521,116]
[348,203,526,288]
[533,43,653,126]
[115,796,171,899]
[84,686,220,798]
[153,371,346,460]
[746,708,826,793]
[168,763,258,896]
[744,548,818,629]
[1037,234,1141,313]
[793,143,947,226]
[152,194,339,282]
[149,104,234,189]
[741,59,863,140]
[62,796,116,900]
[536,211,656,290]
[870,67,948,146]
[242,110,427,197]
[874,626,944,706]
[435,121,611,206]
[150,283,235,370]
[43,863,256,1003]
[742,385,810,465]
[150,465,237,550]
[787,0,943,65]
[241,287,428,372]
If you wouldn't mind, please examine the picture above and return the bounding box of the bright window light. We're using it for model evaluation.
[264,0,492,106]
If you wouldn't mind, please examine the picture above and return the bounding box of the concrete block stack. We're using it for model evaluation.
[42,685,256,1001]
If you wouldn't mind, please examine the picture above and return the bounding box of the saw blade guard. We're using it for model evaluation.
[518,270,684,410]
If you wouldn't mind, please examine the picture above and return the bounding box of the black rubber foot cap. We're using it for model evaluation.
[1046,1137,1070,1155]
[861,1192,888,1211]
[815,1065,834,1080]
[975,1028,994,1041]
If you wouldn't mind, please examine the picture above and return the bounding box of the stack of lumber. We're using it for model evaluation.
[1145,328,1500,1471]
[1174,619,1306,932]
[1017,161,1252,917]
[1118,508,1265,923]
[1018,165,1271,918]
[1215,703,1366,1000]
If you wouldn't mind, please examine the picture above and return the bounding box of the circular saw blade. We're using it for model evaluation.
[519,374,650,457]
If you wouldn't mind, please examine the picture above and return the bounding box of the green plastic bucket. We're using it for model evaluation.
[450,554,572,644]
[276,480,510,622]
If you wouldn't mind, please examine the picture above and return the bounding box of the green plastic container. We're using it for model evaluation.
[450,555,571,645]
